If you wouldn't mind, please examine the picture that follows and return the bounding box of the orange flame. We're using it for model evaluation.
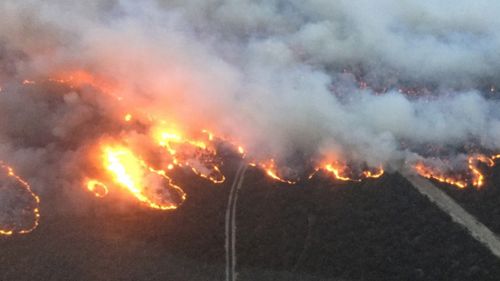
[124,113,133,122]
[362,168,385,179]
[102,145,186,210]
[86,179,109,198]
[0,163,40,236]
[413,154,500,189]
[49,70,123,100]
[256,159,298,184]
[17,73,500,224]
[468,155,496,188]
[324,163,356,182]
[153,126,225,184]
[322,163,384,182]
[413,162,467,189]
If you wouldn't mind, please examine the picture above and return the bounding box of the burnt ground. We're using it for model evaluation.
[1,160,500,281]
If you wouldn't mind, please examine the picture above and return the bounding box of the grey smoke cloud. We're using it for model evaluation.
[0,0,498,196]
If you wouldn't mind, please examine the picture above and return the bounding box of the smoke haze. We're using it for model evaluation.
[0,0,499,200]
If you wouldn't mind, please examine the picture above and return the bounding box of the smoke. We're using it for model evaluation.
[0,0,499,202]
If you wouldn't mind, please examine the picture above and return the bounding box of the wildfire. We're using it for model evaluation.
[323,163,385,182]
[468,155,496,188]
[413,154,500,189]
[201,129,246,157]
[153,126,225,184]
[13,73,226,211]
[84,126,230,210]
[11,71,500,230]
[362,168,385,179]
[0,162,40,236]
[14,70,124,102]
[101,145,187,210]
[50,70,121,98]
[251,158,384,184]
[413,163,467,189]
[324,163,355,181]
[124,113,133,122]
[256,159,298,184]
[86,179,109,198]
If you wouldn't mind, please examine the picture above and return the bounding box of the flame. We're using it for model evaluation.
[0,163,40,236]
[413,154,500,189]
[102,145,186,210]
[86,179,109,198]
[17,70,124,101]
[362,167,385,179]
[413,163,467,189]
[51,70,114,92]
[201,129,246,157]
[324,163,356,182]
[124,113,133,122]
[237,146,245,155]
[202,129,214,141]
[15,73,500,231]
[468,155,496,188]
[153,126,225,184]
[322,160,384,182]
[254,160,384,184]
[49,70,124,100]
[256,159,298,184]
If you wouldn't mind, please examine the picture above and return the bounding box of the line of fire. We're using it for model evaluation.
[1,71,498,236]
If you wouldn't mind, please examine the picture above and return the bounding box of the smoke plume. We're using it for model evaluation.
[0,0,499,205]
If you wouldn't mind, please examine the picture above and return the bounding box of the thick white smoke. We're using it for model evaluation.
[0,0,499,198]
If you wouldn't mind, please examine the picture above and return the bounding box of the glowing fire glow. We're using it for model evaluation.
[124,113,133,122]
[257,159,298,184]
[324,163,356,182]
[0,162,40,236]
[102,146,186,210]
[362,168,385,179]
[45,70,124,101]
[153,126,225,184]
[323,163,385,182]
[413,154,500,189]
[11,72,500,233]
[468,155,496,188]
[414,163,467,189]
[86,179,109,198]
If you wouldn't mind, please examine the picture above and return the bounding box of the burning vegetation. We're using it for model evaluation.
[1,1,500,238]
[0,162,39,236]
[0,72,499,235]
[414,154,500,189]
